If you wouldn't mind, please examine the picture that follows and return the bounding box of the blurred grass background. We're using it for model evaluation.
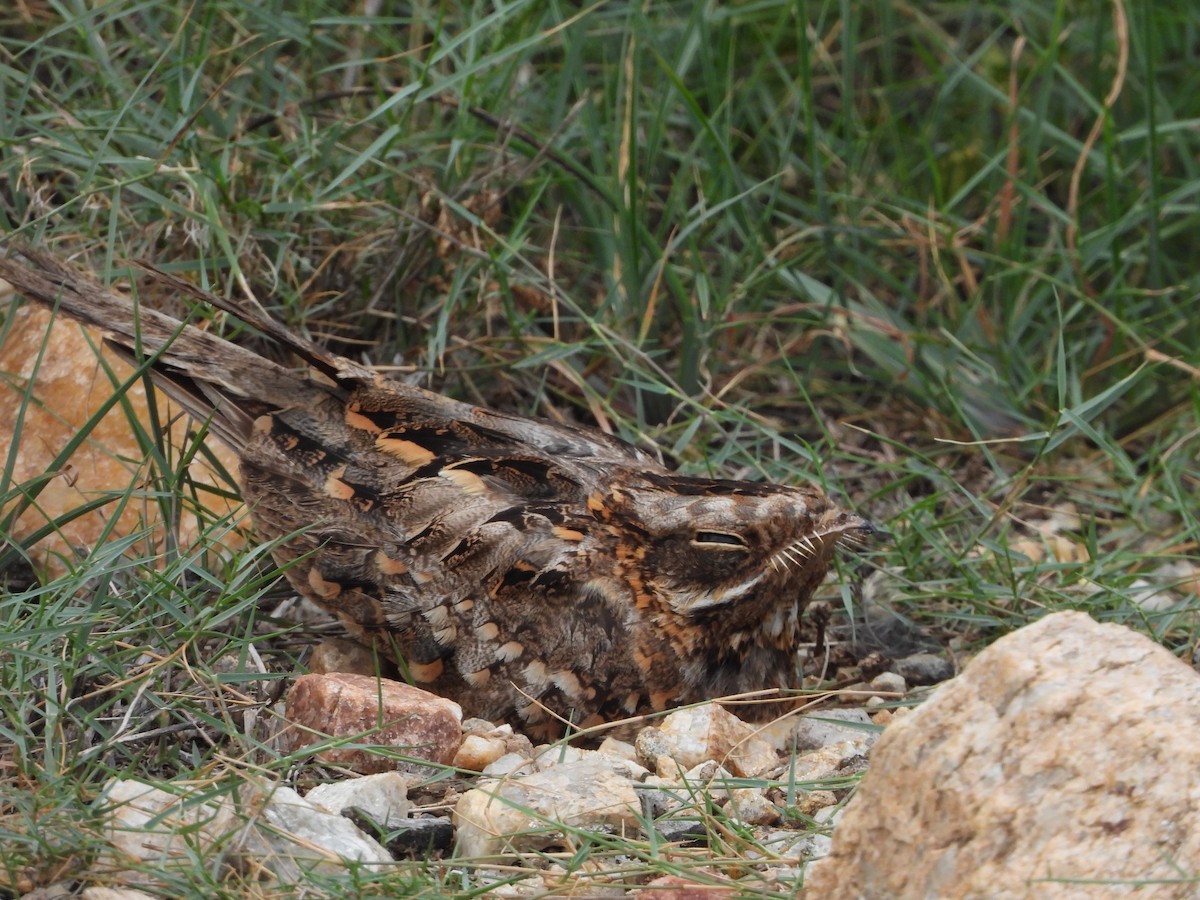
[1,0,1198,894]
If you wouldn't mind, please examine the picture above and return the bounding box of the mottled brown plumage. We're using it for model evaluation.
[0,249,871,739]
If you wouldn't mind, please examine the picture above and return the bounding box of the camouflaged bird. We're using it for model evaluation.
[0,249,871,740]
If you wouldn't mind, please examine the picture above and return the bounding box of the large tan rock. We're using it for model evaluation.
[805,611,1200,898]
[0,303,242,574]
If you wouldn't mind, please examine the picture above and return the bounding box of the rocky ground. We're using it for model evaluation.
[23,610,1200,899]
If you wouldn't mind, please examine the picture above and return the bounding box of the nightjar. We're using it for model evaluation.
[0,249,871,739]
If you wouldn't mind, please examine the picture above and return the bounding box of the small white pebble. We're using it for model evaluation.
[481,751,533,777]
[869,671,907,694]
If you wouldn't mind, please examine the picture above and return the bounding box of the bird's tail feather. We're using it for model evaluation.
[0,248,343,450]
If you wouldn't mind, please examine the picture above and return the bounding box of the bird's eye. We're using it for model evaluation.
[692,531,747,549]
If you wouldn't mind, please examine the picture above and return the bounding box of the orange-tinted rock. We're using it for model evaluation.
[0,303,243,574]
